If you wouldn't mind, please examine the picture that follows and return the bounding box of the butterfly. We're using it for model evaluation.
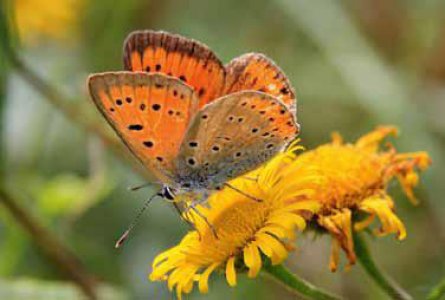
[88,31,299,243]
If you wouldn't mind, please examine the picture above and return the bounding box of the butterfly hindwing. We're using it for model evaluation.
[123,30,226,108]
[224,53,296,114]
[174,91,299,188]
[88,72,200,182]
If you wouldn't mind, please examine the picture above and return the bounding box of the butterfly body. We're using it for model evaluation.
[89,30,299,207]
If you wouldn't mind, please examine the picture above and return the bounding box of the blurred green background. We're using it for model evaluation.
[1,0,444,299]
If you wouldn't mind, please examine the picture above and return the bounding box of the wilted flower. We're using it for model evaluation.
[299,126,431,271]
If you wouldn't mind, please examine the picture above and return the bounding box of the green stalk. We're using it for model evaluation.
[262,263,341,300]
[427,277,445,300]
[353,232,412,300]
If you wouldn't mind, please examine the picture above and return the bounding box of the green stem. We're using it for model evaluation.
[262,263,342,300]
[353,232,412,300]
[427,277,445,300]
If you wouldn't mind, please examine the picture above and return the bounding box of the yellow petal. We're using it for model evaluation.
[150,260,180,281]
[282,200,321,214]
[225,256,237,287]
[260,225,288,239]
[256,237,274,258]
[198,263,219,294]
[176,284,183,300]
[355,126,398,151]
[267,212,306,231]
[359,195,407,240]
[244,243,262,278]
[182,275,195,294]
[256,233,288,265]
[329,239,340,272]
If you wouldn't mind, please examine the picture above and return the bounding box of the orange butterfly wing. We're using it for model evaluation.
[123,30,226,108]
[224,53,297,114]
[88,72,200,183]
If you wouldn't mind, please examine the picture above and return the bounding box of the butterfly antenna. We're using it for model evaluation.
[115,191,162,248]
[128,180,164,191]
[128,182,154,191]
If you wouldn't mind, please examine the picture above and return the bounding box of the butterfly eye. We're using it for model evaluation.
[189,142,198,148]
[212,145,220,152]
[155,64,161,71]
[116,99,123,105]
[251,128,258,133]
[152,104,161,111]
[266,143,275,149]
[187,157,196,166]
[237,117,244,123]
[179,75,187,82]
[126,97,132,103]
[268,117,275,122]
[140,104,146,111]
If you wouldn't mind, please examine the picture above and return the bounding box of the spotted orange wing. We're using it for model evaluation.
[224,53,296,114]
[88,72,200,183]
[123,30,226,108]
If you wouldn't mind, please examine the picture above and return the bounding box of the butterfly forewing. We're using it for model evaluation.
[174,91,299,189]
[224,53,296,114]
[88,72,200,182]
[123,30,226,108]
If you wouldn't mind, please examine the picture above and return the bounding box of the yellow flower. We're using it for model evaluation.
[13,0,82,43]
[149,141,321,299]
[298,126,431,271]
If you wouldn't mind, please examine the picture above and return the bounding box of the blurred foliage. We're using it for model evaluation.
[1,0,444,299]
[0,278,128,300]
[33,172,112,219]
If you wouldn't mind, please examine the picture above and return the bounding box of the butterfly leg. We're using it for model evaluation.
[188,204,218,239]
[241,175,259,182]
[223,183,263,202]
[172,200,198,230]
